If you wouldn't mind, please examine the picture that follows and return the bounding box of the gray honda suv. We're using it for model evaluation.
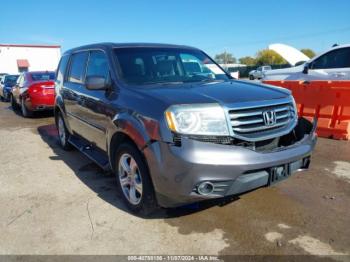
[54,43,317,214]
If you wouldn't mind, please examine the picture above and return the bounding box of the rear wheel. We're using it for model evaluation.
[249,75,254,80]
[21,98,32,118]
[56,112,72,150]
[10,95,19,110]
[3,92,9,102]
[115,143,158,215]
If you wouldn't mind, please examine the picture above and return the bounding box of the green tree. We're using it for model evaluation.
[239,56,256,65]
[214,52,237,64]
[255,49,287,65]
[300,48,316,58]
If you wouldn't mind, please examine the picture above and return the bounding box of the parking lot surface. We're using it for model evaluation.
[0,101,349,257]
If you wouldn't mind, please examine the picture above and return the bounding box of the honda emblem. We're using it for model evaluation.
[263,110,276,126]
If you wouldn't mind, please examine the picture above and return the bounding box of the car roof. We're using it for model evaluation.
[25,71,55,74]
[5,74,19,77]
[63,42,199,55]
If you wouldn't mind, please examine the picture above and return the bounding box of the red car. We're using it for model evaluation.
[11,71,55,117]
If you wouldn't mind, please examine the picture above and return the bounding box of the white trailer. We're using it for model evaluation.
[0,44,61,74]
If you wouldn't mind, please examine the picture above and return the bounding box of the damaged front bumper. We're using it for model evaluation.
[144,117,318,208]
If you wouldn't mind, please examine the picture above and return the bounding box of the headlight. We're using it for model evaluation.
[165,104,229,136]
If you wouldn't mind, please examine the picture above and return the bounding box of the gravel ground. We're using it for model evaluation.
[0,101,349,259]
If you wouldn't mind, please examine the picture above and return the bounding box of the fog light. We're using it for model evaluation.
[302,157,310,169]
[276,166,285,177]
[197,182,214,195]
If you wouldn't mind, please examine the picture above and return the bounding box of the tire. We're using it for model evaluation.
[249,75,254,80]
[21,98,32,118]
[10,95,19,110]
[56,112,73,151]
[3,92,9,102]
[115,142,158,215]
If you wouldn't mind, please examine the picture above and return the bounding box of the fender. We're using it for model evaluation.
[107,112,161,172]
[109,112,161,153]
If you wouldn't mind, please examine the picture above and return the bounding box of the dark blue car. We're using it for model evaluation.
[0,74,19,101]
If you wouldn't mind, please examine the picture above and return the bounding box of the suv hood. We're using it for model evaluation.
[269,43,310,66]
[134,80,291,106]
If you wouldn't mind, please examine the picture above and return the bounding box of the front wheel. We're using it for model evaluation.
[115,143,158,215]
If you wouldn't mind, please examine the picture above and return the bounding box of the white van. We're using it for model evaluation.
[263,44,350,81]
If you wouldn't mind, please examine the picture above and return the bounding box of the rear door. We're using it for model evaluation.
[309,47,350,80]
[73,49,112,151]
[63,51,89,135]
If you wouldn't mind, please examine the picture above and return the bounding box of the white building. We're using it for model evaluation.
[0,44,61,74]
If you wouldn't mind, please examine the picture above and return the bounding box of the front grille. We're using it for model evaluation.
[228,102,296,141]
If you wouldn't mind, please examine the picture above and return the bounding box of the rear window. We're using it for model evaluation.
[31,72,55,81]
[4,75,19,85]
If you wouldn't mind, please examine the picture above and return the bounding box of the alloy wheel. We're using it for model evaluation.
[118,153,143,205]
[57,116,66,146]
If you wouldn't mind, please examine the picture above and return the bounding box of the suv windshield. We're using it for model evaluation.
[114,47,229,85]
[31,72,55,81]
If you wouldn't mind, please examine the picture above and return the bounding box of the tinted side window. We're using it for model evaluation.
[86,50,110,79]
[312,48,350,69]
[68,52,88,83]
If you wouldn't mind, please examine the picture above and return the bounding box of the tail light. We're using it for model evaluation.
[28,81,54,94]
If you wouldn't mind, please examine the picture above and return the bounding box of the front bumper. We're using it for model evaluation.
[144,118,317,208]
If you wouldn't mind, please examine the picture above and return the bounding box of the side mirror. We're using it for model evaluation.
[86,76,107,90]
[302,63,309,74]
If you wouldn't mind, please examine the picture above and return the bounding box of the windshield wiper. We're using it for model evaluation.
[140,81,184,85]
[183,78,222,83]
